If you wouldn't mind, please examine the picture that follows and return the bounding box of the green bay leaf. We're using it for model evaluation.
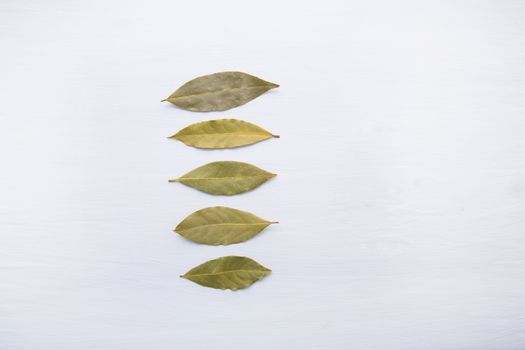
[161,71,279,112]
[175,206,277,245]
[181,256,271,290]
[169,119,279,149]
[169,161,276,195]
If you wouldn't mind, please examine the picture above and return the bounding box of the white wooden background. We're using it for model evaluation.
[1,1,525,349]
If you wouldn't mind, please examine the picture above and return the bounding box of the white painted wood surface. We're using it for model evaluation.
[1,1,525,349]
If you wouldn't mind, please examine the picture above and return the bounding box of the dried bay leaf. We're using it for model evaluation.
[161,71,279,112]
[181,256,271,290]
[169,161,276,195]
[175,206,277,245]
[169,119,279,149]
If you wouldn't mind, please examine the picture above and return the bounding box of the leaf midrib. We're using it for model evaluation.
[179,222,270,233]
[183,269,270,278]
[174,174,274,181]
[170,85,274,101]
[176,131,270,137]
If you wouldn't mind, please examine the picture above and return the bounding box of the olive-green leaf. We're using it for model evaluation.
[181,256,271,290]
[169,119,279,149]
[175,206,277,245]
[161,71,279,112]
[169,161,276,195]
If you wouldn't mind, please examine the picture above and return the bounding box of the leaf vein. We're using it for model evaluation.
[184,269,268,278]
[170,85,273,101]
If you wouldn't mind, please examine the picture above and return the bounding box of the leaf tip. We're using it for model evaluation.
[161,98,168,102]
[272,134,280,138]
[168,178,180,183]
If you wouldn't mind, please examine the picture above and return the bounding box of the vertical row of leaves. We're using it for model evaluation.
[165,71,279,290]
